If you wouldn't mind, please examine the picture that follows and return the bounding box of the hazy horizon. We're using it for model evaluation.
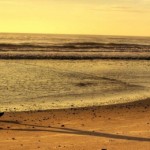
[0,32,150,38]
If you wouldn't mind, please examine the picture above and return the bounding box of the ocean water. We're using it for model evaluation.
[0,33,150,59]
[0,33,150,112]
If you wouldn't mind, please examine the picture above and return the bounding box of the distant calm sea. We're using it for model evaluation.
[0,33,150,112]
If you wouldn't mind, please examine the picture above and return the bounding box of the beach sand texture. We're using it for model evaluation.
[0,99,150,150]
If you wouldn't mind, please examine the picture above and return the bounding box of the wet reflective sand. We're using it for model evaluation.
[0,60,150,111]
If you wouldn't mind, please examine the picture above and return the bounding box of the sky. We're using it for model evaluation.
[0,0,150,36]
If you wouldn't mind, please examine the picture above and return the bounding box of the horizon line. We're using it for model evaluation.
[0,32,150,38]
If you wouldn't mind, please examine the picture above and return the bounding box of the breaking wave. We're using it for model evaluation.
[0,42,150,50]
[0,41,150,60]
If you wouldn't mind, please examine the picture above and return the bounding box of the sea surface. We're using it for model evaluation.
[0,33,150,111]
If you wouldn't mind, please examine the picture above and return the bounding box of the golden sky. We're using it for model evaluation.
[0,0,150,36]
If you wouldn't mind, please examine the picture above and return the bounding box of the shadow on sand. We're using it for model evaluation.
[0,120,150,142]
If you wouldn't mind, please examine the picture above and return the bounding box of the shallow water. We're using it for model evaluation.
[0,59,150,112]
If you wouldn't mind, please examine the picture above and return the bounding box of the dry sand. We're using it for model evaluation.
[0,99,150,150]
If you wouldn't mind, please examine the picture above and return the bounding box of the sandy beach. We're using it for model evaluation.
[0,99,150,150]
[0,1,150,149]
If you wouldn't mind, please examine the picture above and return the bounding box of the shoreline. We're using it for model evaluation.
[1,94,149,112]
[34,97,150,112]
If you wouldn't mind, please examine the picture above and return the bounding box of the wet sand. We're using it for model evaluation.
[0,99,150,150]
[1,59,150,112]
